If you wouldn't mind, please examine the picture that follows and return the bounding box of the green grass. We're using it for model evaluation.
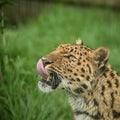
[1,4,120,120]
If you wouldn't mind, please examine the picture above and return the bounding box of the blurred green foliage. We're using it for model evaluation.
[0,0,15,79]
[0,4,120,120]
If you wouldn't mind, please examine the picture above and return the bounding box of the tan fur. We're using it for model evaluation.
[38,40,120,120]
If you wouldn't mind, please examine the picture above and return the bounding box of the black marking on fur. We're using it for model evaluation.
[87,64,91,74]
[67,69,72,72]
[112,110,120,118]
[65,75,68,78]
[110,72,115,77]
[69,82,72,84]
[86,76,90,81]
[103,73,107,78]
[74,87,84,94]
[76,78,80,81]
[81,74,85,77]
[115,79,119,88]
[84,52,87,55]
[71,78,75,81]
[103,100,108,106]
[82,84,88,89]
[93,98,99,106]
[83,59,86,62]
[94,111,101,119]
[77,61,81,65]
[101,85,105,96]
[74,73,78,76]
[75,111,101,119]
[107,80,112,88]
[81,68,85,73]
[69,48,74,52]
[80,53,82,56]
[115,90,118,94]
[111,92,114,108]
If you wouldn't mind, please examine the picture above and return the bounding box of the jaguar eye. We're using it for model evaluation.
[63,55,76,60]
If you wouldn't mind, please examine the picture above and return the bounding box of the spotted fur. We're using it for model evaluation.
[37,40,120,120]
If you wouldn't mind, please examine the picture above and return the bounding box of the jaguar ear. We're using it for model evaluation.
[76,39,83,45]
[93,47,110,68]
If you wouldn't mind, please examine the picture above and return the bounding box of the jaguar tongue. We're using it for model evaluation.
[37,59,48,78]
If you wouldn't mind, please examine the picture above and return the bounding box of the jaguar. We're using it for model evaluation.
[37,40,120,120]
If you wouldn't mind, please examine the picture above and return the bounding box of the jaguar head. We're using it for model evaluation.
[37,40,110,94]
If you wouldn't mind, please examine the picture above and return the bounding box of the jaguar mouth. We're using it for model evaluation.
[37,59,61,90]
